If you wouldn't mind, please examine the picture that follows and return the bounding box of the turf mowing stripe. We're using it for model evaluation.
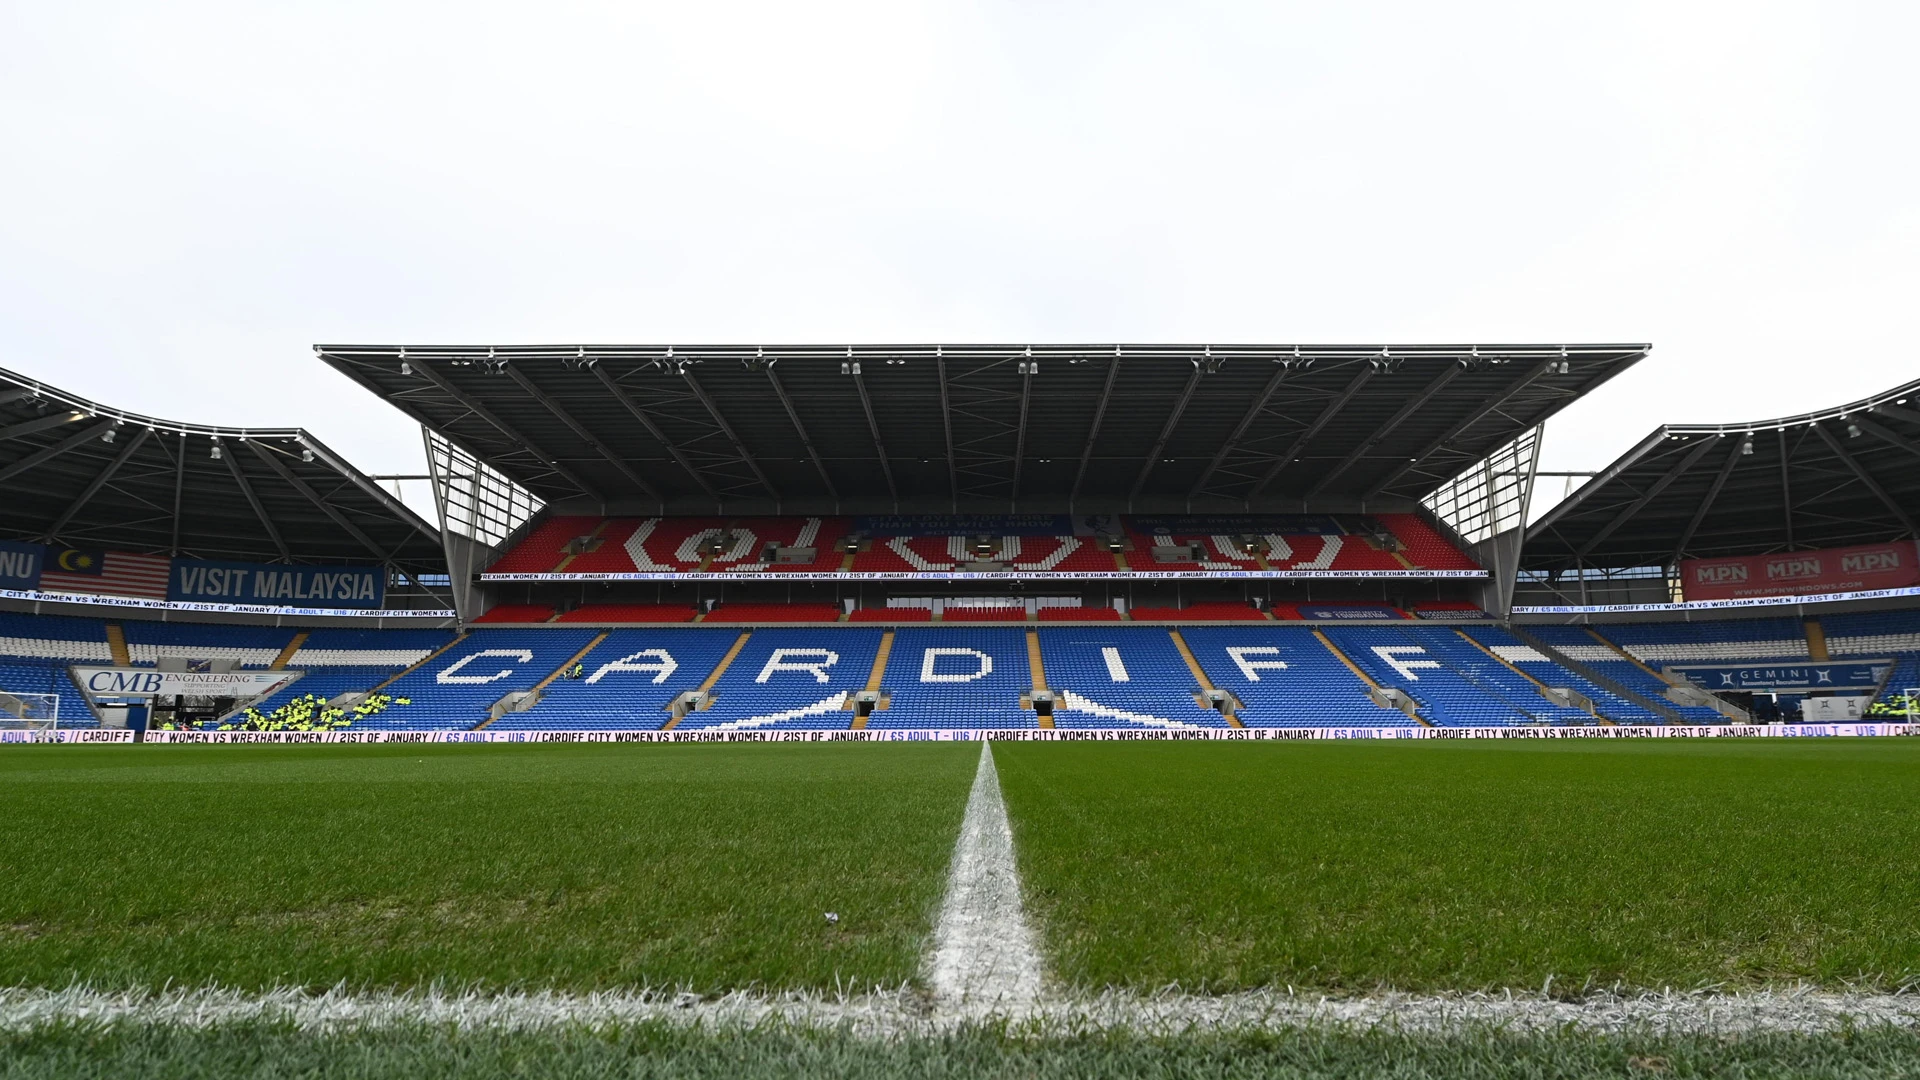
[927,742,1043,1014]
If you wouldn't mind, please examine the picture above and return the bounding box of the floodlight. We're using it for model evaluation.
[210,443,222,460]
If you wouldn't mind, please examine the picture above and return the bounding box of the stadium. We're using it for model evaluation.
[2,341,1919,1073]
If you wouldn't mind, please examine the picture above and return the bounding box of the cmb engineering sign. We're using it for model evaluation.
[170,560,386,609]
[71,668,299,698]
[1682,540,1920,602]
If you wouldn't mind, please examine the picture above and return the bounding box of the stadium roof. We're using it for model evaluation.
[318,343,1645,516]
[0,367,445,576]
[1526,377,1920,571]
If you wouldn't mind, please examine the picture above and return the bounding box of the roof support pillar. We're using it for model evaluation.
[935,354,957,511]
[1010,365,1033,508]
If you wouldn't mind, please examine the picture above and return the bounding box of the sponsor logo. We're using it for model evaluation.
[1696,564,1747,584]
[1842,550,1901,573]
[1766,557,1822,581]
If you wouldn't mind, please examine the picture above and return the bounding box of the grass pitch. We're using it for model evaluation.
[996,739,1920,993]
[0,743,978,992]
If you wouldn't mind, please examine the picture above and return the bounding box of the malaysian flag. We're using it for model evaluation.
[40,549,172,600]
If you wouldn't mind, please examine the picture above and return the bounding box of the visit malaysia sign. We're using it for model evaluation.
[1681,541,1920,602]
[169,560,386,609]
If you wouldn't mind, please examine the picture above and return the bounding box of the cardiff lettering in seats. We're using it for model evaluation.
[586,649,679,684]
[920,647,993,683]
[1101,646,1129,682]
[437,649,535,684]
[756,648,840,683]
[1227,646,1288,680]
[1371,645,1440,681]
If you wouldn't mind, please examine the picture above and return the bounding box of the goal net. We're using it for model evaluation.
[0,691,62,729]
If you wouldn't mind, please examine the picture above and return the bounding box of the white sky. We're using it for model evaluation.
[2,2,1915,513]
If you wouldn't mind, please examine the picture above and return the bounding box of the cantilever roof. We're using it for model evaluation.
[1525,377,1920,570]
[0,367,444,574]
[318,342,1645,515]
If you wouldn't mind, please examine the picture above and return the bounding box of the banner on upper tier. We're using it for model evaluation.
[70,668,301,699]
[1126,514,1347,535]
[1682,540,1920,602]
[169,560,386,608]
[854,515,1076,536]
[0,540,44,589]
[1297,604,1402,620]
[126,723,1920,744]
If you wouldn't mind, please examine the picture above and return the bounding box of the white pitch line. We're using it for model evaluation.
[1,986,1916,1036]
[925,740,1044,1016]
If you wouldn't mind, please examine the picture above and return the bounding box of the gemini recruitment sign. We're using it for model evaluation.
[169,560,386,608]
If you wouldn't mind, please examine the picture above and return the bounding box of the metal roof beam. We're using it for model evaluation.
[248,441,394,564]
[169,433,186,554]
[1669,440,1743,566]
[43,426,152,541]
[0,410,86,443]
[1188,364,1290,498]
[295,435,442,543]
[764,366,838,503]
[936,355,957,509]
[679,368,780,503]
[408,360,605,504]
[849,367,898,506]
[504,364,662,503]
[1868,402,1920,428]
[1010,366,1035,505]
[1069,358,1120,504]
[1304,365,1461,501]
[1367,362,1550,500]
[1571,436,1719,561]
[0,388,37,408]
[1251,366,1376,498]
[217,437,291,561]
[0,419,117,486]
[1854,415,1920,461]
[1813,422,1917,536]
[1525,426,1672,542]
[588,364,719,504]
[1129,366,1204,500]
[1779,428,1795,549]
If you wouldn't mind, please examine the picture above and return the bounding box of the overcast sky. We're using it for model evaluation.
[2,2,1914,513]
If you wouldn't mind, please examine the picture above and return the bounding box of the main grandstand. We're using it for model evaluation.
[0,345,1915,736]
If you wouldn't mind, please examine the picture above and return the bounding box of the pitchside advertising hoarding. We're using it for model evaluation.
[70,668,299,698]
[1682,540,1920,602]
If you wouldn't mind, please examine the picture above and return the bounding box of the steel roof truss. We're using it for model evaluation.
[408,360,604,503]
[1367,362,1551,500]
[763,366,839,503]
[1250,367,1376,499]
[1129,367,1204,500]
[43,426,153,542]
[1188,365,1289,499]
[0,419,118,486]
[677,368,780,504]
[0,411,87,444]
[1670,440,1743,566]
[248,441,392,564]
[1812,422,1916,536]
[217,437,291,561]
[848,368,898,505]
[505,365,662,503]
[1304,365,1462,501]
[1571,436,1719,561]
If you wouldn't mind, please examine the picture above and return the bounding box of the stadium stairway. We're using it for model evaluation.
[1181,626,1408,727]
[1039,628,1230,730]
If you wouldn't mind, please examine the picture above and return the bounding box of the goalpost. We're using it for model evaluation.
[0,691,62,730]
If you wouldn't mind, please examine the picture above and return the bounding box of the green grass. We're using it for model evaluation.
[4,1021,1918,1079]
[996,739,1920,993]
[0,743,978,992]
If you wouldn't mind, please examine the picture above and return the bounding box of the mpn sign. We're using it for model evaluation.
[1684,540,1920,601]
